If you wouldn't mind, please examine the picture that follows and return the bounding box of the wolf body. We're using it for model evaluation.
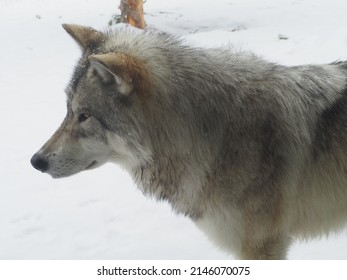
[31,24,347,259]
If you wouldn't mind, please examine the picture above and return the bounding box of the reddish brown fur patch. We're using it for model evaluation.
[89,53,152,98]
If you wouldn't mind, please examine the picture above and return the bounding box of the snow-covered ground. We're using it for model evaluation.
[1,0,347,259]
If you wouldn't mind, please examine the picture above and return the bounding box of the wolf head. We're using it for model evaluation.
[31,24,155,178]
[31,24,215,179]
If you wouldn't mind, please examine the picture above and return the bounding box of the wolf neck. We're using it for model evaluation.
[131,152,209,219]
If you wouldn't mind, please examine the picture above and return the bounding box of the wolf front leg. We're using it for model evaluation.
[194,206,292,260]
[237,198,293,259]
[239,234,292,260]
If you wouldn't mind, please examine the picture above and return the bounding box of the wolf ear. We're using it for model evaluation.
[88,53,138,96]
[62,23,103,50]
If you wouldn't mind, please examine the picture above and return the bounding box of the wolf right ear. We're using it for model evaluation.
[62,23,103,51]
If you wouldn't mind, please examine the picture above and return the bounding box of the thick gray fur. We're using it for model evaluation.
[31,24,347,259]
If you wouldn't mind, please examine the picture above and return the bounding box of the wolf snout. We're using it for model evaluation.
[30,153,49,173]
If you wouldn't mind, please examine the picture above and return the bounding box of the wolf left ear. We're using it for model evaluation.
[89,53,139,96]
[62,23,103,51]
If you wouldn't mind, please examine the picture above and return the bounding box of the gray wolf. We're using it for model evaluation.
[31,24,347,259]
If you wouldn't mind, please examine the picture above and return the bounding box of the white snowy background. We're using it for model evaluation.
[1,0,347,259]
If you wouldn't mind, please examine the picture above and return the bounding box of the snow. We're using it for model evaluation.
[1,0,347,259]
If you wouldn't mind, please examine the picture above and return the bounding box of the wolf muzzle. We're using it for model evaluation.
[30,153,49,173]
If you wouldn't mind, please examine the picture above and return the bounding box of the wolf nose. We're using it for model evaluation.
[30,153,49,172]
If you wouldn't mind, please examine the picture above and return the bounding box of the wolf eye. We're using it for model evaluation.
[78,112,91,123]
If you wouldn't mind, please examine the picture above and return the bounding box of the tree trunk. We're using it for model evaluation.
[120,0,145,29]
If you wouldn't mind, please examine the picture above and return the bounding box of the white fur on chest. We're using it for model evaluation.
[194,206,243,256]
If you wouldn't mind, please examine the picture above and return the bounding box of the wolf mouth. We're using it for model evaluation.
[86,160,97,170]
